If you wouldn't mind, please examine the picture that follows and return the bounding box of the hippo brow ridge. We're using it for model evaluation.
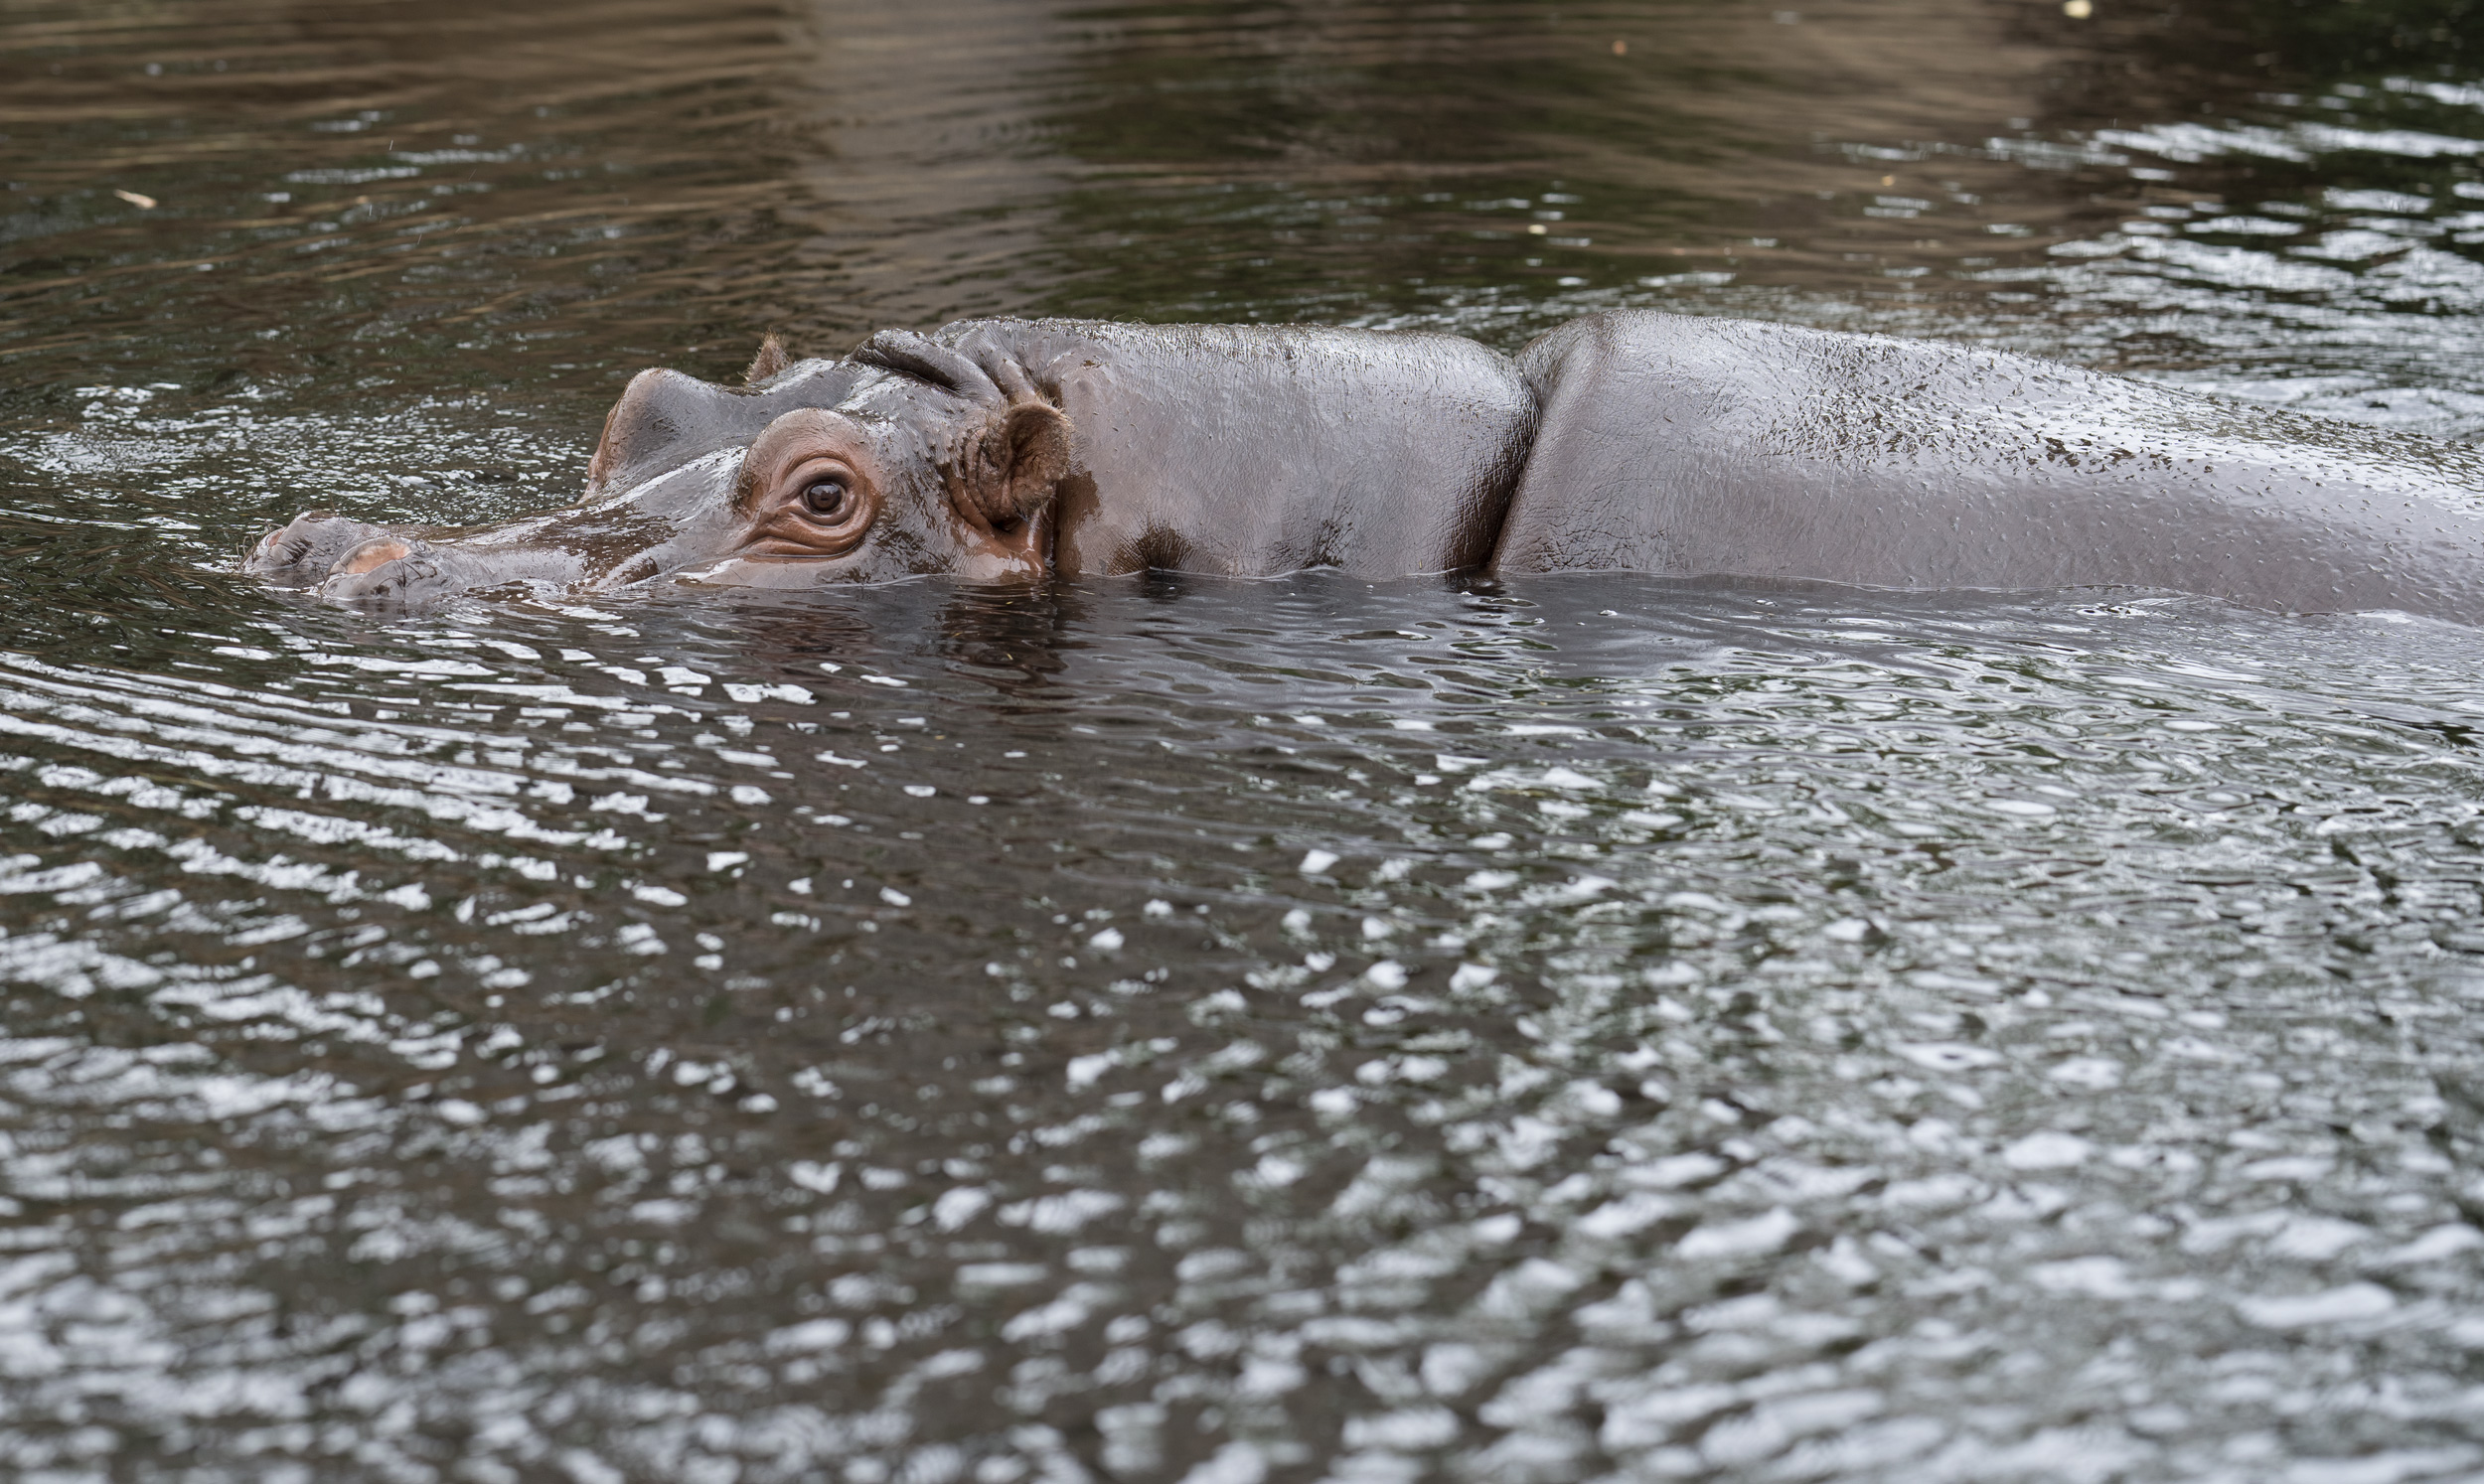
[243,311,2484,625]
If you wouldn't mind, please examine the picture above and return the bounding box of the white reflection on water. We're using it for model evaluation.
[2,574,2484,1480]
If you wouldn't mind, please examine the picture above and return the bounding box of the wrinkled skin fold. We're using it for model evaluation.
[244,313,2484,624]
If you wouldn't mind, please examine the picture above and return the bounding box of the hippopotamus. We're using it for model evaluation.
[245,312,2484,624]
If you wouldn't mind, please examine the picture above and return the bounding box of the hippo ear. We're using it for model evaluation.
[975,399,1072,528]
[744,334,792,385]
[853,327,1071,529]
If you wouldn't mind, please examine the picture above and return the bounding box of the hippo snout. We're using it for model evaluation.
[245,512,513,606]
[245,512,400,586]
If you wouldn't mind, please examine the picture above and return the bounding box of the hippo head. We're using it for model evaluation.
[244,332,1073,605]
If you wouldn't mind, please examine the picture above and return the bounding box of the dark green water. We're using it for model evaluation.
[6,2,2484,1480]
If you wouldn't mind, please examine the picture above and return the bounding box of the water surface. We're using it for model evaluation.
[6,1,2484,1480]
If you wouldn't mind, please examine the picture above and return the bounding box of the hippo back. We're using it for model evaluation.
[935,319,1536,579]
[1494,310,2484,623]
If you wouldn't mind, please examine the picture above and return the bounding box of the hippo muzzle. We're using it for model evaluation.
[245,513,591,604]
[242,447,743,605]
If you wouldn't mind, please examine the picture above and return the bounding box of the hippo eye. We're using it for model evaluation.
[801,476,853,520]
[743,444,875,559]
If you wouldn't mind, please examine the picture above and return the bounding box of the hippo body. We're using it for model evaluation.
[1502,313,2484,621]
[245,311,2484,624]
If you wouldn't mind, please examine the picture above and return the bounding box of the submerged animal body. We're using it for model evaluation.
[245,312,2484,623]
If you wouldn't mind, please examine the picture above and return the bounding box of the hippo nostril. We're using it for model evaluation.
[335,537,415,576]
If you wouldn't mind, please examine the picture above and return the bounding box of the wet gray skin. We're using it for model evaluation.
[1502,315,2484,625]
[245,312,2484,621]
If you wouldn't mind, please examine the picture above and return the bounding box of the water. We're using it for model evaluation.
[6,1,2484,1480]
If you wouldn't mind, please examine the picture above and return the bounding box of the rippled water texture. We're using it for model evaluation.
[7,2,2484,1481]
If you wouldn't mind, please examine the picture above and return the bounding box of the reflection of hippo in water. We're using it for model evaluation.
[247,312,2484,623]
